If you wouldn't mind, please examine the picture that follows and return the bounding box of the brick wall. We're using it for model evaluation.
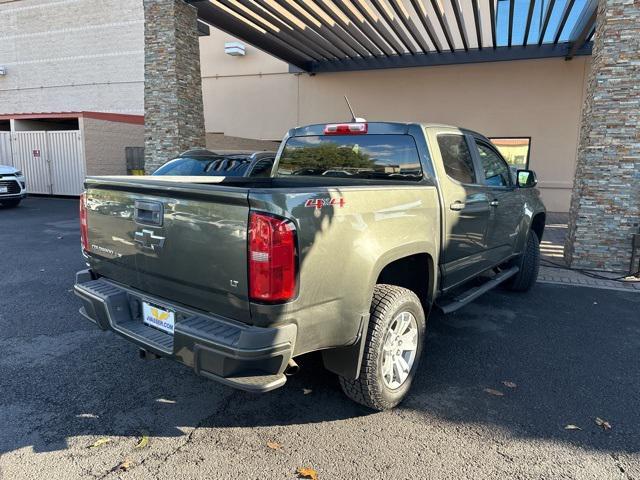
[565,0,640,272]
[143,0,205,174]
[0,0,144,115]
[83,118,144,176]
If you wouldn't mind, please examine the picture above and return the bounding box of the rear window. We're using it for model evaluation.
[153,156,251,177]
[277,135,422,181]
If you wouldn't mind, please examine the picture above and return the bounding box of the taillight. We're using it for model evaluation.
[79,192,89,252]
[324,123,368,135]
[248,212,297,303]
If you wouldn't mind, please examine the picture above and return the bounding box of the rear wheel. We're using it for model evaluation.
[0,199,20,208]
[339,284,425,411]
[505,231,540,292]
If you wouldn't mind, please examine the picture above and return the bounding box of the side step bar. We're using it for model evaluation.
[437,266,519,314]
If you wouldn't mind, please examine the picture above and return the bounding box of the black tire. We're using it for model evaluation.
[505,231,540,292]
[0,199,20,208]
[339,284,426,411]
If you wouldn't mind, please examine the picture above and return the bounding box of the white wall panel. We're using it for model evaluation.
[48,130,85,195]
[0,133,12,166]
[12,131,51,194]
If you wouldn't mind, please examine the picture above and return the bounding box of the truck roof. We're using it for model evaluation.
[290,121,487,139]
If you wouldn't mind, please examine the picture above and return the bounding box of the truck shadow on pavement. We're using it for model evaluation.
[2,284,638,457]
[194,283,640,456]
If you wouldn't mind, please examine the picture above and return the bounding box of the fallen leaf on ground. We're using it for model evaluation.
[76,413,99,419]
[266,441,281,450]
[483,388,504,397]
[302,388,313,395]
[134,434,149,449]
[564,424,582,430]
[296,467,318,480]
[115,458,133,472]
[595,417,612,430]
[88,438,111,449]
[502,381,517,389]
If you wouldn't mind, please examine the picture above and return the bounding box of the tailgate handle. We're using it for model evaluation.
[134,200,164,227]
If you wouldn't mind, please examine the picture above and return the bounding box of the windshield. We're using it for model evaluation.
[153,156,251,176]
[277,134,422,181]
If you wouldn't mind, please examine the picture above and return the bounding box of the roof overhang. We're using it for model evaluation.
[189,0,596,73]
[197,20,211,36]
[0,112,144,125]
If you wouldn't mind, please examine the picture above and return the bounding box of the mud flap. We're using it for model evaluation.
[322,313,370,380]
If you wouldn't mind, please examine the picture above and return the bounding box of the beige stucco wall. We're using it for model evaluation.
[82,117,144,176]
[205,133,280,152]
[200,30,591,212]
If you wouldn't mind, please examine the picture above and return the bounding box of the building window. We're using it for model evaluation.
[489,138,531,170]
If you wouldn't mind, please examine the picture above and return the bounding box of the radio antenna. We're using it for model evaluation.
[344,95,366,122]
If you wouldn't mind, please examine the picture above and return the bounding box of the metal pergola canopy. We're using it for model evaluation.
[189,0,596,73]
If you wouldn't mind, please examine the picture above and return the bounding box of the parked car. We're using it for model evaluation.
[152,149,276,178]
[0,165,27,208]
[74,122,545,411]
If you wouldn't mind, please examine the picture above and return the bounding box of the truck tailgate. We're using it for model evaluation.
[84,177,251,322]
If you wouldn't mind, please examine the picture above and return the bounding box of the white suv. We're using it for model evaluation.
[0,165,27,208]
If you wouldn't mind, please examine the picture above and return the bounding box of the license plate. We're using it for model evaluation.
[142,302,175,335]
[0,187,7,193]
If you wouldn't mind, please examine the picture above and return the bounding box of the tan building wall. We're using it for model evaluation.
[205,133,279,152]
[200,30,591,212]
[82,117,144,176]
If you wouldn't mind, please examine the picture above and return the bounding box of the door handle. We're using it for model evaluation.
[450,201,465,211]
[489,200,500,207]
[134,200,164,226]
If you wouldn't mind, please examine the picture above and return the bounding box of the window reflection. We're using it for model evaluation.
[489,138,531,170]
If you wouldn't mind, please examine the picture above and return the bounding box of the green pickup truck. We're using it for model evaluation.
[74,122,545,410]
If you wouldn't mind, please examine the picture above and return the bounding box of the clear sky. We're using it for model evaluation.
[495,0,588,46]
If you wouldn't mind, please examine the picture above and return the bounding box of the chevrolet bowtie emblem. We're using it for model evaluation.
[134,229,165,251]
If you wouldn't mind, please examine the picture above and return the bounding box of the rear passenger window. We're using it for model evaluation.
[475,141,511,187]
[437,134,476,184]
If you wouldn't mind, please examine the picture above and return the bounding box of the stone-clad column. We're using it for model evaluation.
[565,0,640,272]
[143,0,206,174]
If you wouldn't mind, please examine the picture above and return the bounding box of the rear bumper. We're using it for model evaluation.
[74,270,296,392]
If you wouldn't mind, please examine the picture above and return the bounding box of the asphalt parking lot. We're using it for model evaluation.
[1,197,639,480]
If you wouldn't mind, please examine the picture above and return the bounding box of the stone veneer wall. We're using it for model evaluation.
[565,0,640,272]
[143,0,205,173]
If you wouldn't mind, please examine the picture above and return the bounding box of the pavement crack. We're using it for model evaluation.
[143,389,242,476]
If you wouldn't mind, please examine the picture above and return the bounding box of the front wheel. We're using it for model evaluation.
[339,284,426,411]
[505,231,540,292]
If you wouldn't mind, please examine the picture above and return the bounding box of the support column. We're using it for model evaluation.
[143,0,206,174]
[565,0,640,272]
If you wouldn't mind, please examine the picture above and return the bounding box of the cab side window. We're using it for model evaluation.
[437,134,477,184]
[475,141,511,187]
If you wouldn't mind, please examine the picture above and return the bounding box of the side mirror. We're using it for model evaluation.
[516,169,537,188]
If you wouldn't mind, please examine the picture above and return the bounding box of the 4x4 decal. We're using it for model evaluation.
[304,198,346,209]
